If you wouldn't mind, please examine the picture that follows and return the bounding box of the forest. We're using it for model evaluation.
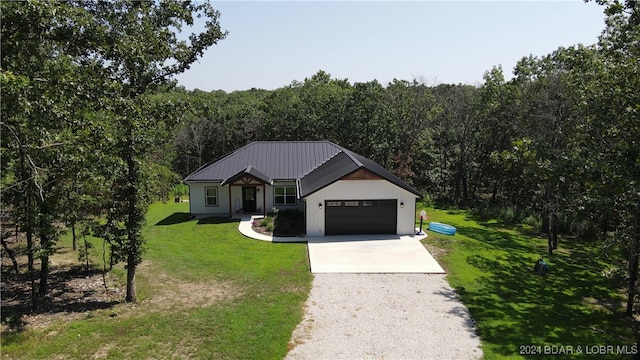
[1,0,638,321]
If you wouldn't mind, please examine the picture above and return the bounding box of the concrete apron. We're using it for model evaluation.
[307,234,445,274]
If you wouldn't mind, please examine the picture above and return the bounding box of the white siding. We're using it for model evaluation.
[230,186,242,213]
[188,182,230,216]
[188,182,303,216]
[304,180,418,236]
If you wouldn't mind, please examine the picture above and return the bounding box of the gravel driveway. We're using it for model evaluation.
[286,274,482,360]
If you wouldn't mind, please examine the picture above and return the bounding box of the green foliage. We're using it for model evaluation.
[171,183,189,198]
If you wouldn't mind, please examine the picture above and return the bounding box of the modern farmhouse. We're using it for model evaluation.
[183,141,422,236]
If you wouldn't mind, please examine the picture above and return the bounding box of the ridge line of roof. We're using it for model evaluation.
[292,140,344,178]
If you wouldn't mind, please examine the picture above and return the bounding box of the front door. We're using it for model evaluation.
[242,186,257,212]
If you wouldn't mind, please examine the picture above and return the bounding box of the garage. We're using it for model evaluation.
[325,199,397,235]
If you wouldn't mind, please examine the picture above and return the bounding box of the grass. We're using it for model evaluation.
[1,201,312,359]
[417,205,638,360]
[4,201,637,359]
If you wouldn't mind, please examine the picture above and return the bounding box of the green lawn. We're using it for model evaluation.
[1,202,312,359]
[3,202,637,359]
[419,206,638,360]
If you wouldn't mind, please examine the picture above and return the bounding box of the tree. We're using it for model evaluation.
[581,0,640,316]
[384,79,438,184]
[432,84,480,204]
[83,1,227,302]
[1,0,228,304]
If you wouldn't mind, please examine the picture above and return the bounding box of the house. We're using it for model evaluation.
[183,141,422,236]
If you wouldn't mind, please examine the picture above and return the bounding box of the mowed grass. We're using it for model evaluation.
[418,206,638,360]
[1,201,312,359]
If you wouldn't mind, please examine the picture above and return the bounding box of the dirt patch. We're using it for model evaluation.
[141,270,242,310]
[422,239,448,259]
[1,266,124,332]
[1,236,242,335]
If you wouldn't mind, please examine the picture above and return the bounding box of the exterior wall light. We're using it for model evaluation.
[400,202,404,208]
[318,203,323,209]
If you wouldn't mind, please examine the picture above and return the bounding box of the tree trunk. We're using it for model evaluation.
[125,253,137,302]
[552,212,558,250]
[462,173,469,205]
[71,220,77,251]
[26,227,36,310]
[547,208,554,255]
[491,179,499,203]
[19,139,37,310]
[541,206,550,234]
[1,237,19,274]
[38,252,49,297]
[625,202,639,316]
[38,199,51,297]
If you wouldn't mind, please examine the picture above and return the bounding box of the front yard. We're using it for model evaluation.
[3,201,637,359]
[1,202,313,359]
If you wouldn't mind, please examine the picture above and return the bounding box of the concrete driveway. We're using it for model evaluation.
[307,234,445,273]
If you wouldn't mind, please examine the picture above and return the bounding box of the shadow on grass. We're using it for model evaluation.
[155,213,238,226]
[450,225,637,358]
[155,212,192,225]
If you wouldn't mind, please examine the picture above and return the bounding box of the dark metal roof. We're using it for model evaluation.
[184,141,422,198]
[298,152,358,197]
[184,141,342,183]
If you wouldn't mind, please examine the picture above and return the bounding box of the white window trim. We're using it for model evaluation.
[205,186,218,207]
[274,186,297,206]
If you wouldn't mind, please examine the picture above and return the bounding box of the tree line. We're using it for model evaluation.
[1,0,638,318]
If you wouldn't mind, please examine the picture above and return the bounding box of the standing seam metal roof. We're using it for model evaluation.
[183,141,421,198]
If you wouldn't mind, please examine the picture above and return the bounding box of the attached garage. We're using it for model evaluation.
[325,199,397,235]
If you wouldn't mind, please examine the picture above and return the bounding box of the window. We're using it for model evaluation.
[205,187,218,207]
[344,201,359,207]
[274,186,296,205]
[326,201,341,207]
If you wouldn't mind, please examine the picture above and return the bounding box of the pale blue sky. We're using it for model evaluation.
[175,1,606,92]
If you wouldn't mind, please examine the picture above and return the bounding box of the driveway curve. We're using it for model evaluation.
[286,273,482,360]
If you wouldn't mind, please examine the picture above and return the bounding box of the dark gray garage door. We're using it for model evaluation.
[325,199,397,235]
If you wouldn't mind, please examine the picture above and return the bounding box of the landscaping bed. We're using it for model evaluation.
[252,210,305,237]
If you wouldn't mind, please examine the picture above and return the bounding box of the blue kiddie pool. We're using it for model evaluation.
[428,222,457,235]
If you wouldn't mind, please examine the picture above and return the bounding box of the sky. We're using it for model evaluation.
[174,1,607,92]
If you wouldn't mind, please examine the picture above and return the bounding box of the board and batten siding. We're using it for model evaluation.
[304,179,418,236]
[188,182,230,216]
